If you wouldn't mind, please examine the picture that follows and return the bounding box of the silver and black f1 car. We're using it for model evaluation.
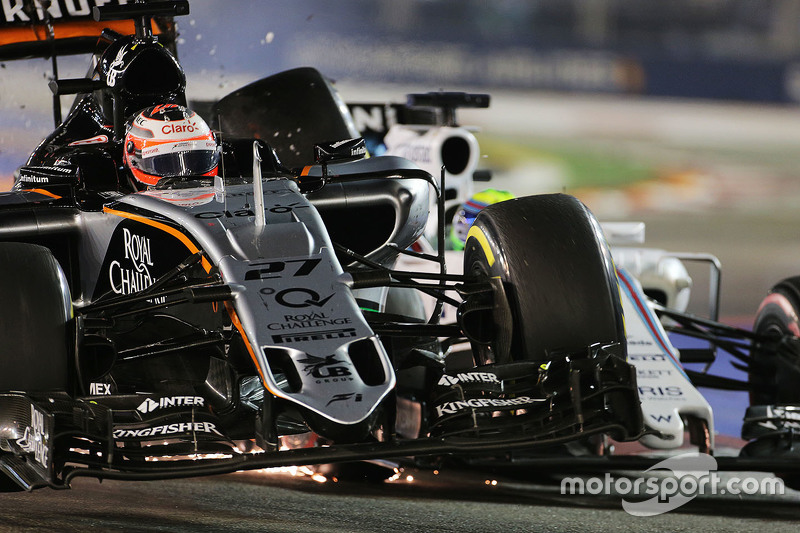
[0,1,643,490]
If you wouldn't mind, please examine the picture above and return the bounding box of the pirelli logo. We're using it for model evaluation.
[271,328,357,344]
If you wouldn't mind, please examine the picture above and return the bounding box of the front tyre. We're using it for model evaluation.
[464,193,625,364]
[0,243,72,391]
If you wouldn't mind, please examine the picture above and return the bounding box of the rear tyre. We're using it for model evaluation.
[750,276,800,404]
[0,243,72,391]
[464,193,625,364]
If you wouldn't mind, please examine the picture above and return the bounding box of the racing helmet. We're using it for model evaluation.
[124,104,219,187]
[449,189,515,250]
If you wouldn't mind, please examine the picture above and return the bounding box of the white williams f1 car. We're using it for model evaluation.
[350,83,800,484]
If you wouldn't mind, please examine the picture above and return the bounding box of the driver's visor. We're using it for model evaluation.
[138,140,219,177]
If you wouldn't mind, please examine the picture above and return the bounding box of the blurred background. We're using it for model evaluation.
[4,1,800,207]
[2,0,800,315]
[5,1,800,191]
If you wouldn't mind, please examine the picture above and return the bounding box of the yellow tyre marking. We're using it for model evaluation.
[466,225,495,267]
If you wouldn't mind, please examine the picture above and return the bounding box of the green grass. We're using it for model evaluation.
[475,133,657,189]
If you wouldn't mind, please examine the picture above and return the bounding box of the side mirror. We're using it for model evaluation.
[294,138,367,194]
[314,137,367,164]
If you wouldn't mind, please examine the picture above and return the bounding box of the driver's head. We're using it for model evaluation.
[450,189,515,250]
[124,104,219,187]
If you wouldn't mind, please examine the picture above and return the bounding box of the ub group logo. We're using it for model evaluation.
[561,452,785,516]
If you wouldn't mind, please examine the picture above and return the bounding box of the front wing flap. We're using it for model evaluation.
[0,344,647,490]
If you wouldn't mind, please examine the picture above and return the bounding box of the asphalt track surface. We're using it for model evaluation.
[2,465,799,532]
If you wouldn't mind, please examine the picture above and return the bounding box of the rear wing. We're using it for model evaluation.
[347,92,490,149]
[0,0,177,61]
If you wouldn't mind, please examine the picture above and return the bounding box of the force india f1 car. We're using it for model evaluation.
[0,1,797,492]
[0,1,643,490]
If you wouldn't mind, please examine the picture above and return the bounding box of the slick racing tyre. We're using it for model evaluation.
[750,276,800,404]
[0,243,72,391]
[463,193,625,364]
